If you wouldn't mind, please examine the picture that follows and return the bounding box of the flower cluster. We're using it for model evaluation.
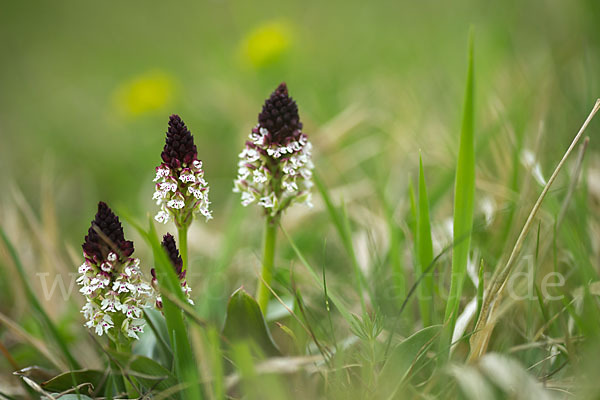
[151,233,194,309]
[153,114,212,226]
[233,82,313,217]
[77,202,154,340]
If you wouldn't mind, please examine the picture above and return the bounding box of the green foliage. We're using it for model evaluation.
[0,226,80,370]
[441,28,476,359]
[282,226,353,323]
[41,370,106,394]
[2,4,600,398]
[222,288,281,357]
[106,350,178,392]
[198,202,246,324]
[123,213,203,399]
[376,325,442,399]
[416,154,435,326]
[314,172,369,312]
[40,353,176,396]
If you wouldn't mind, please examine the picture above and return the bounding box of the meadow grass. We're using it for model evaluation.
[1,9,600,398]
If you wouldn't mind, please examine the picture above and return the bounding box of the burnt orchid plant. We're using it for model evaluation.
[233,82,314,312]
[153,114,212,270]
[151,233,194,309]
[77,202,154,347]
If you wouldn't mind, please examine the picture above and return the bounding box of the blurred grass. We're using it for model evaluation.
[1,0,599,244]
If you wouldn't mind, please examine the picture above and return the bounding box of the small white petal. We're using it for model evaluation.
[155,210,170,224]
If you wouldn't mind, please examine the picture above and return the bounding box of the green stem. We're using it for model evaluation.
[108,339,126,395]
[178,225,189,272]
[256,215,278,313]
[115,340,137,398]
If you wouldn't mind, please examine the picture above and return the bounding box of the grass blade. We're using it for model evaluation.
[473,259,484,327]
[198,202,245,324]
[379,183,407,308]
[207,326,225,400]
[120,212,203,399]
[416,154,435,326]
[147,217,203,399]
[376,325,442,399]
[0,311,66,371]
[0,226,80,369]
[281,227,353,324]
[408,180,418,242]
[469,99,600,360]
[314,172,369,313]
[440,28,476,359]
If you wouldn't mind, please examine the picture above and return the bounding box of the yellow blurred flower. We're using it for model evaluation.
[113,71,175,117]
[239,20,293,68]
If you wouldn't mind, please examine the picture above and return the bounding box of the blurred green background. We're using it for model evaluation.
[1,0,599,244]
[1,1,600,394]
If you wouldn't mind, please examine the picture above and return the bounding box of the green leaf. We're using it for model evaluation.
[41,370,106,393]
[106,351,177,392]
[416,154,435,326]
[222,288,281,357]
[441,28,476,359]
[118,211,203,400]
[40,354,177,396]
[376,325,442,399]
[141,308,173,368]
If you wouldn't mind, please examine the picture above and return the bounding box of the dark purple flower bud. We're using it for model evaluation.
[161,233,184,279]
[151,233,193,308]
[161,114,198,169]
[258,82,303,145]
[82,201,134,262]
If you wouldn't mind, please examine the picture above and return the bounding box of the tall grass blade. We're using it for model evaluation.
[121,212,203,399]
[416,154,435,326]
[473,260,484,327]
[148,217,203,399]
[408,180,417,241]
[376,325,442,399]
[282,227,353,323]
[207,326,225,400]
[0,311,66,371]
[380,187,406,307]
[0,226,80,369]
[440,28,476,359]
[469,98,600,360]
[314,172,368,312]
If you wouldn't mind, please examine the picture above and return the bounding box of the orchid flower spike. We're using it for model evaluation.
[233,82,314,217]
[77,202,154,340]
[150,233,194,309]
[153,114,212,226]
